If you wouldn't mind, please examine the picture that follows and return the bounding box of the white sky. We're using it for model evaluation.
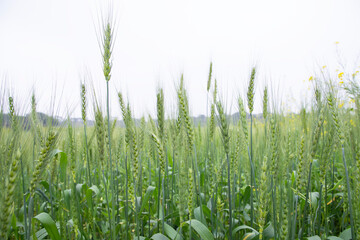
[1,0,360,119]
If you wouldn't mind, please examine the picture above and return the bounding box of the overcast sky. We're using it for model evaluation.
[1,0,360,119]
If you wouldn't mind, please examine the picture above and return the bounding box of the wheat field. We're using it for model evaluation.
[1,18,360,240]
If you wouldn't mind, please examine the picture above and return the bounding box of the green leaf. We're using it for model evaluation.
[28,196,34,231]
[86,185,99,209]
[327,237,343,240]
[39,180,49,191]
[164,223,183,240]
[151,233,170,240]
[242,232,257,240]
[36,188,50,203]
[33,212,61,240]
[64,189,71,210]
[58,151,67,183]
[11,213,18,239]
[194,206,207,226]
[67,219,74,228]
[307,236,321,240]
[184,219,214,240]
[232,225,259,237]
[89,185,100,195]
[243,185,251,203]
[49,149,62,158]
[291,171,296,185]
[202,205,225,231]
[35,228,48,240]
[263,222,274,238]
[339,228,352,240]
[309,192,319,209]
[76,183,87,196]
[139,186,156,213]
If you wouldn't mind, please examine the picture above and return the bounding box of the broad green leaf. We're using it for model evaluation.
[33,230,39,240]
[243,186,251,203]
[263,222,274,238]
[49,149,62,159]
[134,237,147,240]
[232,225,259,237]
[35,228,48,240]
[64,189,71,210]
[39,180,49,191]
[86,185,99,209]
[307,236,321,240]
[139,186,156,213]
[76,183,87,196]
[136,196,142,210]
[151,233,170,240]
[309,192,319,209]
[242,232,257,240]
[164,223,183,240]
[40,202,48,212]
[33,212,61,240]
[202,205,225,231]
[327,237,343,240]
[185,219,214,240]
[339,228,352,240]
[194,206,207,226]
[89,185,100,195]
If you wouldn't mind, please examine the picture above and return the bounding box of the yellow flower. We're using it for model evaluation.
[309,76,314,81]
[350,99,355,103]
[339,80,344,85]
[322,65,327,69]
[350,119,356,127]
[338,72,344,79]
[335,41,339,44]
[338,101,344,108]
